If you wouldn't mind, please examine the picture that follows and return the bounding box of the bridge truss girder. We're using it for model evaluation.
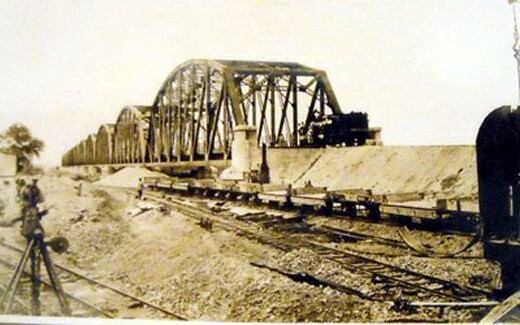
[148,60,343,163]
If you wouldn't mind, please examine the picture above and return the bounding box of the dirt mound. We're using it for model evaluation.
[95,167,168,188]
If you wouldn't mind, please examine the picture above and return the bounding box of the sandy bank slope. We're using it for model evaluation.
[268,145,477,197]
[95,167,168,188]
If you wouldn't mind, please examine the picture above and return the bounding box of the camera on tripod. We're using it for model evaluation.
[1,199,71,315]
[16,205,69,254]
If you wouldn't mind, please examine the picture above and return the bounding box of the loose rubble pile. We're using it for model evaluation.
[274,248,486,322]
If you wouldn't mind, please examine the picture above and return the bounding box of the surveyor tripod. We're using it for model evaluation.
[0,233,70,316]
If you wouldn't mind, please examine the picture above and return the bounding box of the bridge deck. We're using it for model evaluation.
[64,159,231,169]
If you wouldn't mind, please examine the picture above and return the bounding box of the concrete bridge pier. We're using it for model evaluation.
[220,125,259,181]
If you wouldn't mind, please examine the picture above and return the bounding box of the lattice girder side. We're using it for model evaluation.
[69,146,77,166]
[77,140,87,165]
[85,134,97,165]
[230,68,342,147]
[149,60,344,162]
[61,149,71,166]
[114,106,151,164]
[95,124,115,164]
[150,61,238,162]
[73,141,80,165]
[69,145,75,166]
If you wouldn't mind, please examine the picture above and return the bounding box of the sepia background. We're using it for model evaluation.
[0,0,516,164]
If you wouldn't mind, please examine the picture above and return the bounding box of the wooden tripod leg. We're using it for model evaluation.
[30,247,41,315]
[1,239,35,313]
[40,241,71,316]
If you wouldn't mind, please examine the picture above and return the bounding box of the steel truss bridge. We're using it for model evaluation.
[62,59,374,167]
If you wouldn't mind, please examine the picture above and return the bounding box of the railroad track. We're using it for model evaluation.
[311,224,409,249]
[0,255,110,317]
[199,192,481,258]
[143,190,493,305]
[0,282,30,314]
[0,241,187,320]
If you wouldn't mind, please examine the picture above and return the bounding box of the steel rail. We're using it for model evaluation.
[143,178,480,236]
[313,224,408,248]
[0,242,187,321]
[142,190,493,303]
[0,282,30,314]
[0,256,112,318]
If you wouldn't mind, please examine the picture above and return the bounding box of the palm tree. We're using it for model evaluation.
[0,123,44,172]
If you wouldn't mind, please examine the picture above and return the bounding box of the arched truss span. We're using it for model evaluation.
[95,124,115,164]
[114,105,151,164]
[149,59,343,163]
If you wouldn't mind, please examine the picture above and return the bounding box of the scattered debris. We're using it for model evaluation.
[250,261,376,301]
[228,207,264,218]
[207,201,226,212]
[158,205,171,215]
[199,217,213,231]
[127,301,144,309]
[469,275,491,286]
[129,207,154,218]
[391,298,416,314]
[398,226,480,257]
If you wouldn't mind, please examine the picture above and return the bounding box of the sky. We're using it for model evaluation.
[0,0,518,166]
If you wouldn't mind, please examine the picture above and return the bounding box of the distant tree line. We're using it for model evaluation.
[0,123,44,174]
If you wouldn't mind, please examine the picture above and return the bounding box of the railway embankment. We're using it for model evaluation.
[0,168,495,321]
[265,145,476,196]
